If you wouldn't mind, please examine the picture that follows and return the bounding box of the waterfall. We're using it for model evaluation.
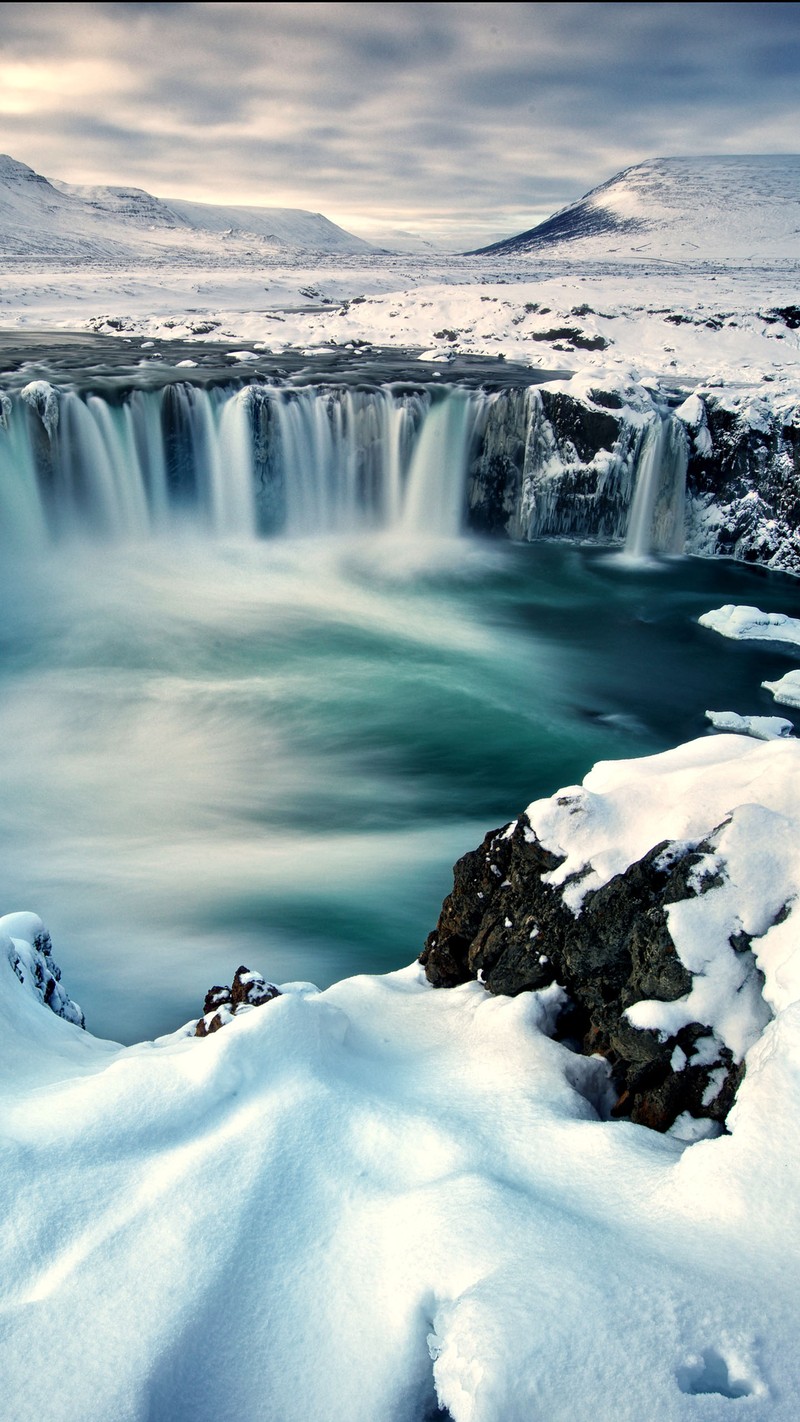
[0,375,690,554]
[0,379,487,549]
[1,381,259,546]
[624,415,689,558]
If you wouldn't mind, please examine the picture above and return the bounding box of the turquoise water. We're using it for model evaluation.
[1,529,798,1042]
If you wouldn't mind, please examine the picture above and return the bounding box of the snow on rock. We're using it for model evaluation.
[0,912,84,1027]
[684,394,800,574]
[195,964,281,1036]
[705,709,795,740]
[699,604,800,647]
[422,735,800,1132]
[675,391,713,457]
[1,734,800,1417]
[762,670,800,708]
[20,379,59,436]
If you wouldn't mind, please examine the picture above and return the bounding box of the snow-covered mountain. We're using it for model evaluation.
[473,155,800,262]
[0,153,373,260]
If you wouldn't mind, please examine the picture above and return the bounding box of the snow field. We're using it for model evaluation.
[1,735,800,1418]
[1,260,798,412]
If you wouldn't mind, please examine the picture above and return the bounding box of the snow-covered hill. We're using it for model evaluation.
[0,153,372,260]
[474,155,800,262]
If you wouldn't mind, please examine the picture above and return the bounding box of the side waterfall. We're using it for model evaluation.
[624,415,689,558]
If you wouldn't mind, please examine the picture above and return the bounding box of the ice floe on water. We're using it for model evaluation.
[705,709,795,739]
[699,604,800,647]
[762,669,800,708]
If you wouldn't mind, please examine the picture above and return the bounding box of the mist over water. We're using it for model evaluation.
[1,519,799,1042]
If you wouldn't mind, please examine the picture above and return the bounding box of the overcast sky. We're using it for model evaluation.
[1,1,798,246]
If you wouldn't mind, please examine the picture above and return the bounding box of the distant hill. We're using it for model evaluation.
[471,156,800,262]
[0,154,373,261]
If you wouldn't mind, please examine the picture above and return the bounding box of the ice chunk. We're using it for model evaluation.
[762,671,800,708]
[705,709,794,740]
[699,604,800,648]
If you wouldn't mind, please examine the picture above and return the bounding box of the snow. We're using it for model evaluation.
[762,670,800,708]
[1,735,800,1418]
[699,604,800,647]
[705,709,795,739]
[20,378,59,436]
[1,153,798,416]
[478,155,800,264]
[0,153,372,259]
[675,391,714,456]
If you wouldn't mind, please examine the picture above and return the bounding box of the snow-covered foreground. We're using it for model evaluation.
[2,733,800,1422]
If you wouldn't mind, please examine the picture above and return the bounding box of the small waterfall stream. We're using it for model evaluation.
[624,414,689,558]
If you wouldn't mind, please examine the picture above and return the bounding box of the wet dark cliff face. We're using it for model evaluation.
[420,816,759,1134]
[467,388,637,543]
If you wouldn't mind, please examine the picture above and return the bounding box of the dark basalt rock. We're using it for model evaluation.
[195,965,280,1037]
[538,389,620,464]
[420,817,753,1132]
[466,386,639,545]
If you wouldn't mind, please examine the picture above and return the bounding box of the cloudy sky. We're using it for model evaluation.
[1,1,798,247]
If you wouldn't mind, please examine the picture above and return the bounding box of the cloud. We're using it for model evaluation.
[0,1,798,246]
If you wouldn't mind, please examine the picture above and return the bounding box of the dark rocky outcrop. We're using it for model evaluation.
[685,394,800,572]
[195,965,281,1037]
[467,386,644,545]
[420,817,750,1132]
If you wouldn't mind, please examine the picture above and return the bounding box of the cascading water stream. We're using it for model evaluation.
[401,388,481,537]
[1,362,798,1048]
[624,414,689,558]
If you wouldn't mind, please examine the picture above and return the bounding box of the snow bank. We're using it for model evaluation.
[1,735,800,1419]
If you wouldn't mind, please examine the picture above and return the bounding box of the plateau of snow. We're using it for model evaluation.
[2,734,800,1421]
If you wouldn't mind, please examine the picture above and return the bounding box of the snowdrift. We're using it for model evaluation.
[1,735,800,1420]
